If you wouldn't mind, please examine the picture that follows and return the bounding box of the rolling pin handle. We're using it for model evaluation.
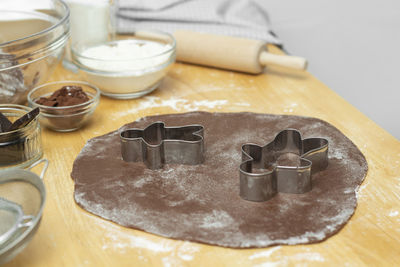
[259,51,308,70]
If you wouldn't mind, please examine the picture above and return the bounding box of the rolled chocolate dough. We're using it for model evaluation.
[71,112,367,248]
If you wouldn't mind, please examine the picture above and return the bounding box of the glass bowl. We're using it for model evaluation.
[71,30,176,99]
[0,0,70,104]
[27,81,100,132]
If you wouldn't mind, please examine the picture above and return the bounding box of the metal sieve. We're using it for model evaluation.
[0,159,48,264]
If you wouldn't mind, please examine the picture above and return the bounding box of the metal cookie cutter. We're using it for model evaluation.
[240,129,328,202]
[120,122,204,169]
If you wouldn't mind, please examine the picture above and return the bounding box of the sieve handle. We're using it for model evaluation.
[19,215,35,228]
[28,159,49,179]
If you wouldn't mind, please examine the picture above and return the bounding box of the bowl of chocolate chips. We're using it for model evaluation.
[27,81,100,132]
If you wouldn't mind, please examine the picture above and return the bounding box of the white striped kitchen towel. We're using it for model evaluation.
[117,0,282,45]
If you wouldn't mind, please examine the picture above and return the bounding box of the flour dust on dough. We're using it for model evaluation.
[71,112,367,248]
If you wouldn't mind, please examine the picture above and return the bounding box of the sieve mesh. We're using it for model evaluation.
[0,180,41,247]
[0,202,19,240]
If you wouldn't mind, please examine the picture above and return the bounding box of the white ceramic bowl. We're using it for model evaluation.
[71,30,176,99]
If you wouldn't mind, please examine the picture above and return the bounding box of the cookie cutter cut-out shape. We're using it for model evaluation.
[240,129,329,202]
[120,122,204,169]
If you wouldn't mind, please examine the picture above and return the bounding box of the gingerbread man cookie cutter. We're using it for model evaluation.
[120,122,204,169]
[240,129,329,202]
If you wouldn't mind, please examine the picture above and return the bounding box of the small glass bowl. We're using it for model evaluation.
[27,81,100,132]
[71,30,176,99]
[0,104,42,170]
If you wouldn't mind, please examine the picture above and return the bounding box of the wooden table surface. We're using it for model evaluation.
[5,46,400,266]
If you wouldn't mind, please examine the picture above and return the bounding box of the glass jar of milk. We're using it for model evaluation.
[64,0,115,67]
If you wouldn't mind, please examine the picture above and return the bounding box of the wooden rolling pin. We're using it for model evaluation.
[173,30,308,74]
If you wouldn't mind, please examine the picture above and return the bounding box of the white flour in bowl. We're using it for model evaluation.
[75,39,174,98]
[80,40,172,72]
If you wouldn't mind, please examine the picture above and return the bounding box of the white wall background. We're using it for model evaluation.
[260,0,400,140]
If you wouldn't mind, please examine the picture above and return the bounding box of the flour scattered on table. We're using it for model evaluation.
[234,102,251,106]
[111,96,252,120]
[389,210,399,217]
[95,219,200,263]
[249,248,325,266]
[248,247,282,259]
